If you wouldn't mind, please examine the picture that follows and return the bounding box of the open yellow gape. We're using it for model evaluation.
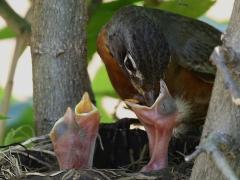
[75,92,94,114]
[50,92,100,169]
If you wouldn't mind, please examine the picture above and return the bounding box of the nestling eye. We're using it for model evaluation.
[124,53,137,75]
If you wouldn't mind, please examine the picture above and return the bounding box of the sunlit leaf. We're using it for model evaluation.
[146,0,216,18]
[92,66,116,97]
[92,66,118,122]
[87,0,143,61]
[4,125,34,145]
[6,105,34,129]
[95,95,113,123]
[15,105,34,126]
[0,115,9,120]
[0,27,16,39]
[0,87,4,101]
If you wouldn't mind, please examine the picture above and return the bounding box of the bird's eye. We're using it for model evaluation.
[124,54,137,75]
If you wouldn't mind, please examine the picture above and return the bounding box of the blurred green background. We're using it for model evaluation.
[0,0,232,145]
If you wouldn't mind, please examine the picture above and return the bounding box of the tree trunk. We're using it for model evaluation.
[190,0,240,179]
[30,0,94,135]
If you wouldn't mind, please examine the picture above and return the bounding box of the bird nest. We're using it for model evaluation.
[0,118,201,180]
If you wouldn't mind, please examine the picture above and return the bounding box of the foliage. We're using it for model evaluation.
[92,66,117,122]
[144,0,216,18]
[0,27,16,39]
[0,89,7,120]
[4,125,34,145]
[0,115,8,120]
[4,106,34,145]
[0,89,6,120]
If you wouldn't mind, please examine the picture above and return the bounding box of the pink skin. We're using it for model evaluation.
[126,80,179,172]
[50,107,100,169]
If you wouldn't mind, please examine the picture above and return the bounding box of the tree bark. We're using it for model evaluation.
[30,0,94,135]
[190,0,240,179]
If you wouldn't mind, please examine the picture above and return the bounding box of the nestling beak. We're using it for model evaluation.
[50,92,100,169]
[125,80,179,172]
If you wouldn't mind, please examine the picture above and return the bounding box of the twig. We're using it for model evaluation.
[97,134,104,151]
[129,149,135,168]
[0,150,23,177]
[1,134,50,153]
[21,134,50,147]
[210,46,240,106]
[0,34,29,144]
[0,6,32,144]
[184,148,202,162]
[0,0,30,36]
[9,150,52,168]
[25,172,47,177]
[185,132,238,180]
[122,144,148,170]
[28,149,55,157]
[86,169,112,180]
[0,35,29,114]
[113,100,121,120]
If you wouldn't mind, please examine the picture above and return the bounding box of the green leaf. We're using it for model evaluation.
[95,95,113,123]
[147,0,216,18]
[92,66,116,97]
[4,125,34,145]
[92,66,118,123]
[0,27,16,39]
[4,105,34,143]
[0,87,4,101]
[87,0,143,61]
[5,106,34,130]
[0,115,9,120]
[15,106,34,126]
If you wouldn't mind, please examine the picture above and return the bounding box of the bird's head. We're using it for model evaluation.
[50,92,99,169]
[106,13,170,106]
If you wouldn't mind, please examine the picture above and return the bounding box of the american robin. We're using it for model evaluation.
[50,92,100,169]
[97,6,221,171]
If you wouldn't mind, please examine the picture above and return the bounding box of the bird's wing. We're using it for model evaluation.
[155,10,222,82]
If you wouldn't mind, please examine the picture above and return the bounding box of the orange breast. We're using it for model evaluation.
[97,27,139,100]
[165,62,213,120]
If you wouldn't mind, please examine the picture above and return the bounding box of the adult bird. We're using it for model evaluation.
[97,6,221,171]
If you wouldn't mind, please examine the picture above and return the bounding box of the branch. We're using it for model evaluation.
[0,0,30,36]
[0,36,27,144]
[185,132,238,180]
[210,46,240,105]
[0,6,32,144]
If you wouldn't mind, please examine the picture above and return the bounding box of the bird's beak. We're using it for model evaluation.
[125,80,178,172]
[75,92,100,136]
[50,92,100,169]
[143,89,157,107]
[125,80,173,112]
